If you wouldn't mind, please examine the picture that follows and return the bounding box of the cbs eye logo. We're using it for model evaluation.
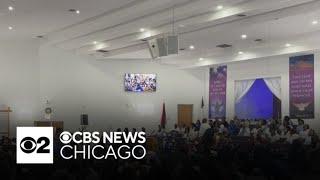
[20,136,50,154]
[17,127,53,164]
[59,131,72,144]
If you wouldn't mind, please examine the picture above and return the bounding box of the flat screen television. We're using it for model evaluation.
[124,73,157,92]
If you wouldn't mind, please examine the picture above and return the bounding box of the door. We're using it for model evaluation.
[177,104,193,127]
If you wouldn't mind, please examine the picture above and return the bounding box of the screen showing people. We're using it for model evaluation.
[125,73,157,92]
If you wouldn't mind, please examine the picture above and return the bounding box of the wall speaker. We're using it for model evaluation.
[167,35,178,55]
[148,39,160,59]
[157,37,168,57]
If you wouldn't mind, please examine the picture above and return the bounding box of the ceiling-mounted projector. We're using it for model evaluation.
[148,35,178,59]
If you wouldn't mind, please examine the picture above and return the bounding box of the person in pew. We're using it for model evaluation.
[299,124,310,138]
[296,118,305,134]
[195,119,201,131]
[218,124,228,134]
[238,121,250,136]
[183,126,191,139]
[261,120,271,139]
[228,120,239,136]
[188,123,199,141]
[221,118,229,132]
[270,129,282,143]
[170,124,180,137]
[283,116,294,129]
[251,127,259,140]
[211,119,219,132]
[199,118,211,137]
[309,129,319,146]
[200,123,215,154]
[286,128,300,144]
[179,124,186,134]
[298,124,311,145]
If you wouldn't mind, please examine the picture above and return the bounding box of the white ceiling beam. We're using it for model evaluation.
[73,0,319,57]
[48,0,198,45]
[51,0,245,50]
[179,30,320,68]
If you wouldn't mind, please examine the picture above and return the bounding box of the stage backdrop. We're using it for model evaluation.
[235,77,281,120]
[209,66,227,118]
[289,54,314,119]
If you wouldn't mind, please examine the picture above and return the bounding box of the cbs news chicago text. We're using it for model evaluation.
[17,127,146,164]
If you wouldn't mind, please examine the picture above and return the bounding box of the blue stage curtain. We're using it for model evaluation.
[235,78,281,120]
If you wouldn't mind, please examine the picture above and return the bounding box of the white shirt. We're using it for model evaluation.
[199,123,211,137]
[239,127,250,136]
[287,133,299,144]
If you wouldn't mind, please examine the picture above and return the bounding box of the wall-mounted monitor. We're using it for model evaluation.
[124,73,157,92]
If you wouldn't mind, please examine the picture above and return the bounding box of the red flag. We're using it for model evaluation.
[160,103,166,128]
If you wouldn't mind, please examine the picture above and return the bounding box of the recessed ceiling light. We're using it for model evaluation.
[238,51,244,55]
[8,6,14,11]
[217,5,223,10]
[93,41,98,45]
[140,28,145,32]
[189,45,195,50]
[8,26,13,30]
[312,20,318,25]
[68,9,80,14]
[241,34,247,39]
[285,43,291,47]
[199,58,204,61]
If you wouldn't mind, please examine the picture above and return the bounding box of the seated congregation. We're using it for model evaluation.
[1,116,320,180]
[157,116,317,146]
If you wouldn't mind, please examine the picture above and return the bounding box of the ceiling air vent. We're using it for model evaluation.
[96,49,109,53]
[237,14,247,17]
[216,44,232,48]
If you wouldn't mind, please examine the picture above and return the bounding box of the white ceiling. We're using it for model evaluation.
[0,0,141,39]
[1,0,320,68]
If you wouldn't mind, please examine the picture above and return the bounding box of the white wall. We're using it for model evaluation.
[205,52,320,133]
[0,40,40,136]
[1,41,319,135]
[39,45,206,133]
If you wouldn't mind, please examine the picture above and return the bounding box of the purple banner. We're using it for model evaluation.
[209,66,227,119]
[289,54,314,119]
